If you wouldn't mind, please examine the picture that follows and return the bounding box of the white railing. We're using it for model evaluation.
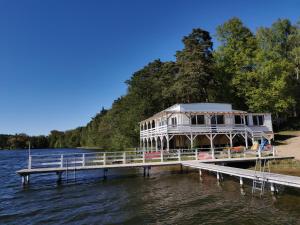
[141,124,271,141]
[27,147,275,170]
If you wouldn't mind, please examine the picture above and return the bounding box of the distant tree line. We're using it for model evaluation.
[2,18,300,150]
[0,134,48,150]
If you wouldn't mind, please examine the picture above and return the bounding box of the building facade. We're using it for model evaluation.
[140,103,274,151]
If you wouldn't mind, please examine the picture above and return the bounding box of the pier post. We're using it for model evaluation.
[199,169,202,177]
[123,152,126,164]
[60,154,64,168]
[103,153,106,165]
[272,146,276,156]
[160,150,163,162]
[239,177,243,187]
[178,150,181,162]
[195,149,198,160]
[228,149,231,159]
[217,172,220,181]
[270,183,276,193]
[82,154,85,167]
[28,156,32,169]
[143,151,146,163]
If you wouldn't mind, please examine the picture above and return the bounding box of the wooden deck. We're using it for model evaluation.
[183,161,300,189]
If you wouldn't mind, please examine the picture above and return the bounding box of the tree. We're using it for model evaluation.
[174,28,214,103]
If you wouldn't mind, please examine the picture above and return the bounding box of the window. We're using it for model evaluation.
[211,115,224,125]
[171,117,177,126]
[217,115,224,124]
[191,115,197,125]
[197,115,205,124]
[253,115,264,126]
[191,115,205,125]
[234,115,243,124]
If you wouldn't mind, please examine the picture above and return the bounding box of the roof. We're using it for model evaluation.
[140,103,247,123]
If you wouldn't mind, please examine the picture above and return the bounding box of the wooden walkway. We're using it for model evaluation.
[183,161,300,189]
[17,156,290,176]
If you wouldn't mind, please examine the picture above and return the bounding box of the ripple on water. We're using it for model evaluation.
[1,149,300,225]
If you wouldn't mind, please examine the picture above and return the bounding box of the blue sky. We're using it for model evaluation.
[0,0,299,135]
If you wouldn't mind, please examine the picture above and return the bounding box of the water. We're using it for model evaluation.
[1,149,300,225]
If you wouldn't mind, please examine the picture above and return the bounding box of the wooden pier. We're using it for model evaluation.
[183,161,300,191]
[17,148,293,188]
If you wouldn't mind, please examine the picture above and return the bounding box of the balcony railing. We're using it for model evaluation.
[140,124,249,136]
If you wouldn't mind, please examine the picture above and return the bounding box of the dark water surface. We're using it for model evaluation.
[1,149,300,225]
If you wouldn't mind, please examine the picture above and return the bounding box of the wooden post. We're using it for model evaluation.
[272,146,276,156]
[178,150,181,162]
[217,172,220,181]
[229,132,233,147]
[245,131,248,149]
[123,152,126,164]
[60,154,64,168]
[199,169,202,177]
[228,149,231,159]
[195,149,198,160]
[190,134,193,149]
[28,156,32,169]
[167,135,169,151]
[239,177,243,187]
[155,137,158,152]
[143,151,145,163]
[160,150,163,162]
[210,134,215,159]
[82,153,85,167]
[103,153,106,165]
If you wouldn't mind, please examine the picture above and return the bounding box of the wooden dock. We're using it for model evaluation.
[183,161,300,191]
[16,148,294,189]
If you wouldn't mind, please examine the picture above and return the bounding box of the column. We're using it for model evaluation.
[210,133,215,158]
[166,135,170,151]
[245,132,248,149]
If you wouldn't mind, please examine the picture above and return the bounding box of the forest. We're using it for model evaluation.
[1,18,300,150]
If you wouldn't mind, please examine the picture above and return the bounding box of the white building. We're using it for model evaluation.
[140,103,274,151]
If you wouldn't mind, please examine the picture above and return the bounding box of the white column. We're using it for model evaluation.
[229,132,233,147]
[155,137,158,152]
[167,135,170,151]
[245,131,248,149]
[210,133,215,158]
[190,133,193,149]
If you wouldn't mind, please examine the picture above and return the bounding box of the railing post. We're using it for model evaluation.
[103,153,106,165]
[160,150,163,162]
[178,150,181,162]
[212,147,215,159]
[195,149,198,160]
[272,146,276,156]
[243,147,246,158]
[82,153,85,167]
[123,152,126,164]
[143,151,145,163]
[228,149,231,159]
[60,154,63,168]
[28,155,32,169]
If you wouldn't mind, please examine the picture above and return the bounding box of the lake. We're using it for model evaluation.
[1,149,300,225]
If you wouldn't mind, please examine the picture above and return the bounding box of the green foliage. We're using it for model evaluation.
[3,17,300,150]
